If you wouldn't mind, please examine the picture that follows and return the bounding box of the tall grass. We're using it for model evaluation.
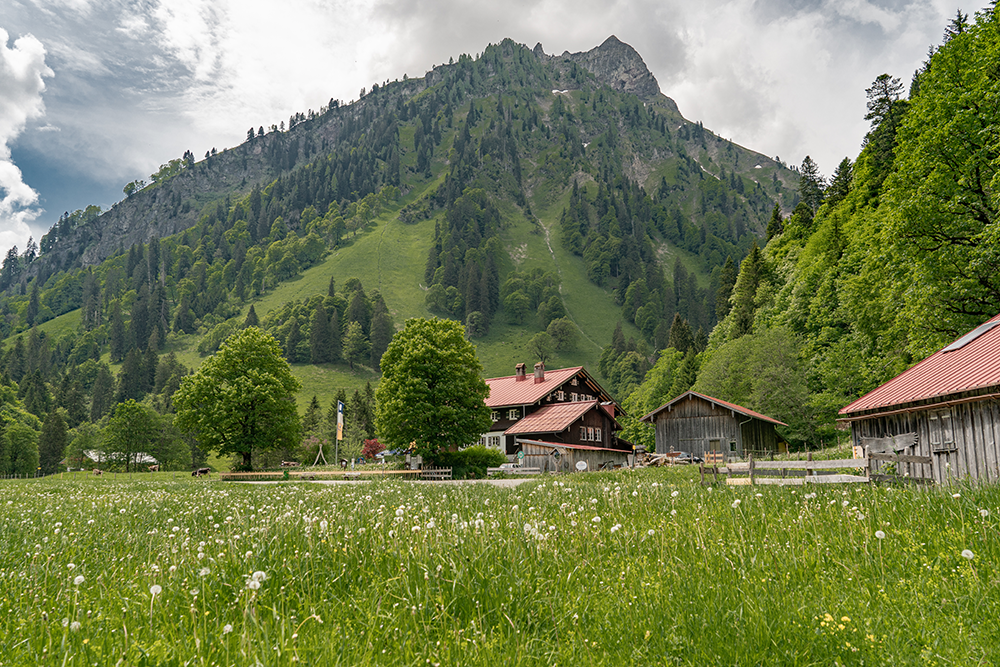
[1,470,997,665]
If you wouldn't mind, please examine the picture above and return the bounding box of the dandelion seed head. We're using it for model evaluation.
[149,585,162,596]
[73,575,85,586]
[980,509,990,518]
[222,624,233,634]
[731,499,741,508]
[875,530,885,539]
[671,490,679,498]
[70,621,81,632]
[962,549,974,560]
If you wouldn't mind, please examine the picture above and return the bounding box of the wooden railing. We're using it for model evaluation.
[486,467,541,476]
[700,451,933,486]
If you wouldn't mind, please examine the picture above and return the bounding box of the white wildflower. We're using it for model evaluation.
[73,575,85,586]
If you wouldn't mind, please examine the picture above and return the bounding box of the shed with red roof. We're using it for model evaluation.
[640,391,787,459]
[838,314,1000,483]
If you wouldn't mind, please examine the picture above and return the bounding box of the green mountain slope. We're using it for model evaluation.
[0,36,797,431]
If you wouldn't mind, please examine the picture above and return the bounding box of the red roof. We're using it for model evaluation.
[515,438,628,453]
[840,313,1000,416]
[504,400,596,435]
[640,390,787,426]
[485,366,584,408]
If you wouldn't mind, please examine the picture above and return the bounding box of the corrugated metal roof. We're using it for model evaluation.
[515,438,628,453]
[840,312,1000,416]
[640,390,788,426]
[485,366,584,408]
[504,400,596,435]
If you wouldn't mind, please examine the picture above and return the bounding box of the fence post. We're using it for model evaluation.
[807,452,814,480]
[748,452,755,486]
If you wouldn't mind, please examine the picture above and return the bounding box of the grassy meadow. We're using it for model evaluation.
[2,469,998,665]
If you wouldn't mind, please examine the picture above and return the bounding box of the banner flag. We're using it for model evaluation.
[337,401,344,441]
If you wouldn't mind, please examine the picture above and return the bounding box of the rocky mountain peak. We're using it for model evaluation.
[565,35,661,100]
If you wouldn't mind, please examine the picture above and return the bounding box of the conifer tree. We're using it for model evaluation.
[38,409,67,475]
[90,364,115,421]
[730,242,765,339]
[309,302,334,364]
[303,396,322,436]
[342,321,369,370]
[667,314,694,353]
[369,295,394,368]
[285,318,302,363]
[715,256,737,320]
[109,301,126,363]
[765,204,783,241]
[243,304,260,328]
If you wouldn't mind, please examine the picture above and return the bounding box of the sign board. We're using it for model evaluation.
[337,401,344,441]
[516,450,524,460]
[575,460,588,471]
[852,445,864,460]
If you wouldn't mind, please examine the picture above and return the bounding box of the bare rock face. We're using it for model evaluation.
[564,36,661,100]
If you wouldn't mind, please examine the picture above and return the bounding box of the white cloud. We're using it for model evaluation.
[0,27,53,260]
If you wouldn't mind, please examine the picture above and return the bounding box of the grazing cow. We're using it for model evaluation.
[148,465,159,472]
[93,469,102,476]
[192,468,211,477]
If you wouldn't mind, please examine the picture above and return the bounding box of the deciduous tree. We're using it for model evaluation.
[174,328,301,470]
[375,318,490,456]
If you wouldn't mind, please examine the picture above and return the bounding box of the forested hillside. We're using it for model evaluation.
[0,36,797,472]
[619,8,999,450]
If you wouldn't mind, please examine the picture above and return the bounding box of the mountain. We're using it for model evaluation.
[0,36,799,430]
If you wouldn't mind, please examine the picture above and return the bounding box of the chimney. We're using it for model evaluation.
[515,363,527,381]
[533,362,545,383]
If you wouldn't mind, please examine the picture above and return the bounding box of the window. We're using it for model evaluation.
[487,436,501,449]
[490,411,499,422]
[556,390,565,401]
[571,378,578,386]
[587,427,594,441]
[570,392,579,402]
[929,411,956,452]
[594,427,602,442]
[580,426,587,441]
[508,409,519,421]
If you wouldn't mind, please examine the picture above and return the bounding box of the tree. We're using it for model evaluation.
[375,318,490,456]
[104,400,160,472]
[765,204,783,241]
[243,305,260,329]
[369,295,394,367]
[527,332,554,365]
[174,328,302,470]
[38,408,67,474]
[798,156,825,213]
[90,364,115,421]
[303,395,322,436]
[310,302,335,364]
[342,321,369,370]
[715,256,737,320]
[546,317,577,350]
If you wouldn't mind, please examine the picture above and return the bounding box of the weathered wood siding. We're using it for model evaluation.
[652,395,782,458]
[849,397,1000,484]
[521,441,630,473]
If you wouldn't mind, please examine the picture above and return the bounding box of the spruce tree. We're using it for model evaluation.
[38,409,67,475]
[90,364,115,421]
[715,256,737,320]
[243,304,260,328]
[309,303,333,364]
[369,296,394,369]
[765,204,783,241]
[285,318,302,363]
[303,396,322,436]
[109,301,126,362]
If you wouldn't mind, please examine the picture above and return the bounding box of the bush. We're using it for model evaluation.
[428,445,506,479]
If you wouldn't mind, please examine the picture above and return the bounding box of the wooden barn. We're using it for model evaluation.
[640,391,787,460]
[839,314,1000,484]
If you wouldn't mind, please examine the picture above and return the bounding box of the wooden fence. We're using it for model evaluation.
[700,451,933,486]
[487,467,541,476]
[420,468,453,480]
[220,469,422,481]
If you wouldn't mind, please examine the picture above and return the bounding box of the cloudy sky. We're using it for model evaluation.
[1,0,959,258]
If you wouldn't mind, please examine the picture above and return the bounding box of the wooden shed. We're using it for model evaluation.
[516,438,633,473]
[839,314,1000,484]
[640,391,787,460]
